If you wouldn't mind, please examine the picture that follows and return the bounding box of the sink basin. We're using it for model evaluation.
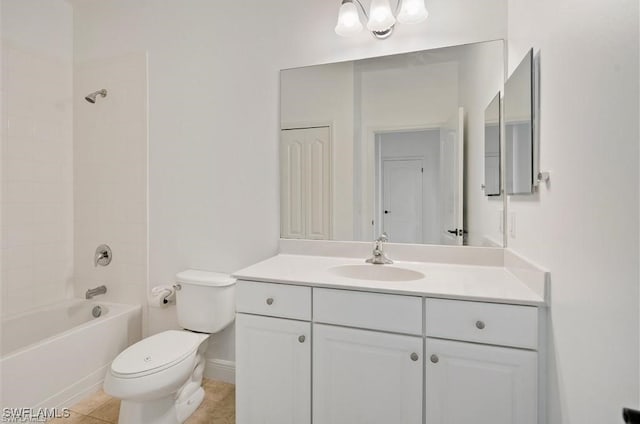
[329,264,425,282]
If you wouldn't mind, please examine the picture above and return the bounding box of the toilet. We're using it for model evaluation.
[104,270,236,424]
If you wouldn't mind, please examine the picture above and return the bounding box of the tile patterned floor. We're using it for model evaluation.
[48,379,235,423]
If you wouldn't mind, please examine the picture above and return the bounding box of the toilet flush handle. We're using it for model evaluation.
[173,284,182,291]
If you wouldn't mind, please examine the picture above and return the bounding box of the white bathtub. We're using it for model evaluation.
[0,299,141,409]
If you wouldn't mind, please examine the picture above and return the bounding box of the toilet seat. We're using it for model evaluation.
[111,330,209,379]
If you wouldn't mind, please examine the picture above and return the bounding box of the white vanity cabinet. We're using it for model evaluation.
[425,298,540,424]
[235,282,312,424]
[425,338,537,424]
[235,280,543,424]
[313,325,423,424]
[313,288,424,424]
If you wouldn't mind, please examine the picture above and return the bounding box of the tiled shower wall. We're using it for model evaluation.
[73,53,148,316]
[1,1,148,319]
[1,0,74,316]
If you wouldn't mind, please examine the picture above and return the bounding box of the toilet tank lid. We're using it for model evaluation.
[176,269,236,287]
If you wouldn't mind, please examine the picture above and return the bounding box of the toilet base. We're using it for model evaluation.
[117,387,204,424]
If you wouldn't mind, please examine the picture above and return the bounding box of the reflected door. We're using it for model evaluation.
[382,159,423,243]
[280,127,331,239]
[440,107,464,245]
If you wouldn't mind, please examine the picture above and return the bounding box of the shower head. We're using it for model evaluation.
[85,89,107,103]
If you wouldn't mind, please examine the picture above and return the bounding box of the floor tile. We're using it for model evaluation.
[69,390,112,415]
[88,398,120,423]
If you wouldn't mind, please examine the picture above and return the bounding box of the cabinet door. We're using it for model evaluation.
[313,324,423,424]
[236,314,311,424]
[426,338,537,424]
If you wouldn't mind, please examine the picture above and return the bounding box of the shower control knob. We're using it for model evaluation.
[266,298,274,305]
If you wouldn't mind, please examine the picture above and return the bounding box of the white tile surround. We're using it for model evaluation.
[73,53,148,316]
[1,1,149,320]
[1,1,74,316]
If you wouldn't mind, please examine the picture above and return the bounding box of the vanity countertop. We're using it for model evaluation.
[232,254,546,306]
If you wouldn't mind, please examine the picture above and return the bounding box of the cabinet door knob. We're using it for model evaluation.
[475,320,486,330]
[430,354,439,364]
[266,298,274,305]
[410,352,419,361]
[298,335,306,343]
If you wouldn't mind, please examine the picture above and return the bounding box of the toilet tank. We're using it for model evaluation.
[175,270,236,333]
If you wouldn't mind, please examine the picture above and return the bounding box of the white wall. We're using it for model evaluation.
[72,0,507,368]
[1,0,74,316]
[506,0,639,422]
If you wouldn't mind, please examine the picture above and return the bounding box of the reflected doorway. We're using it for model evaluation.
[375,129,441,244]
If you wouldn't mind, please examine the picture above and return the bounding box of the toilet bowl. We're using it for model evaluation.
[104,270,236,424]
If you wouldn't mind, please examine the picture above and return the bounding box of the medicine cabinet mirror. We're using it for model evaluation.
[504,49,536,195]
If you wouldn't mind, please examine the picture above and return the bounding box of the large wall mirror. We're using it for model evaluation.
[280,40,506,247]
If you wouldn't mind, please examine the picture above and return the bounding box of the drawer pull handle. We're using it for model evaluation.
[475,320,486,330]
[298,335,306,343]
[410,352,419,361]
[266,298,274,305]
[430,354,439,364]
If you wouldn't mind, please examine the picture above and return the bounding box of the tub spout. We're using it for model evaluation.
[86,285,107,299]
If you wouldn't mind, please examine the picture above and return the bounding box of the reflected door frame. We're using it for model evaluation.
[360,123,443,242]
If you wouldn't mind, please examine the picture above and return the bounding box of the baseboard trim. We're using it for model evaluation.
[204,358,235,384]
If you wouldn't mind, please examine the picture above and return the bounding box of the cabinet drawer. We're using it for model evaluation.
[425,299,538,349]
[314,288,422,335]
[236,280,311,320]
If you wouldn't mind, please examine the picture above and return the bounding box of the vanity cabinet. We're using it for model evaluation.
[236,282,312,424]
[235,280,543,424]
[313,324,423,424]
[425,298,539,424]
[425,338,537,424]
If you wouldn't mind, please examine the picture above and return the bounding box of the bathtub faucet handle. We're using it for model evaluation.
[94,244,112,267]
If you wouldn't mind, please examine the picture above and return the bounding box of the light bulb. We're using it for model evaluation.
[366,0,396,32]
[335,1,363,37]
[397,0,428,24]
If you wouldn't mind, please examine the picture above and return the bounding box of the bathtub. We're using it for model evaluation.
[0,299,141,410]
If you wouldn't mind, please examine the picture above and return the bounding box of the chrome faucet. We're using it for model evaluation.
[366,233,393,265]
[86,285,107,299]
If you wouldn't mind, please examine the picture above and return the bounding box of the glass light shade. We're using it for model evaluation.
[367,0,396,32]
[397,0,428,24]
[335,1,363,37]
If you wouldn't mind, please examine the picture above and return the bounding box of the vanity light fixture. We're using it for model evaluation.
[335,0,428,39]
